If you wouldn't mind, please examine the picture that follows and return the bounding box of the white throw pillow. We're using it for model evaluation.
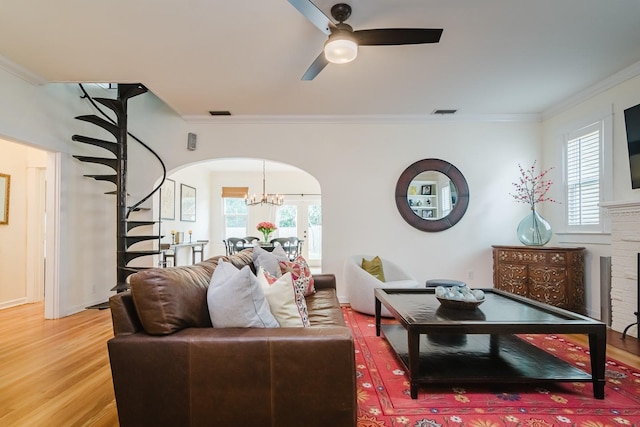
[257,267,306,327]
[252,245,290,277]
[207,261,279,328]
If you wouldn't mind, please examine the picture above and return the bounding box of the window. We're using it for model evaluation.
[276,205,297,238]
[563,115,611,233]
[222,187,248,238]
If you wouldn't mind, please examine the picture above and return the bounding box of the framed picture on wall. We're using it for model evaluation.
[160,179,175,220]
[0,173,10,225]
[180,184,196,222]
[421,184,432,195]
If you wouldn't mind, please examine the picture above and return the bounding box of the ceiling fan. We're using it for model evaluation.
[287,0,443,80]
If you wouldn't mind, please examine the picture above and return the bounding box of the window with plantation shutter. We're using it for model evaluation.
[565,122,602,229]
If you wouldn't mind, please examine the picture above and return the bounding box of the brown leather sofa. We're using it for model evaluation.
[107,250,356,427]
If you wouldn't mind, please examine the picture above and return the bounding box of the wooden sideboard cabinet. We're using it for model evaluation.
[492,245,586,314]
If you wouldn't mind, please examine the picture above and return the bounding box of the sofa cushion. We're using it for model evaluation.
[305,288,346,327]
[257,267,308,327]
[207,261,279,328]
[361,256,386,282]
[278,256,315,297]
[130,260,219,335]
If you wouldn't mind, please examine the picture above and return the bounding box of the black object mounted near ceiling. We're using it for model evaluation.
[287,1,443,80]
[395,159,469,232]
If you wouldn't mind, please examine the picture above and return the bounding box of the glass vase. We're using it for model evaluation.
[262,231,271,243]
[517,208,552,246]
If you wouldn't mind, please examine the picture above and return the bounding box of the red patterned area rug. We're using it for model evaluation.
[343,307,640,427]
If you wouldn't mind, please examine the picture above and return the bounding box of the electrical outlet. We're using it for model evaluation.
[468,271,474,280]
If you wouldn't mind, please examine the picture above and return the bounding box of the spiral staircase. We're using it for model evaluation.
[72,83,166,296]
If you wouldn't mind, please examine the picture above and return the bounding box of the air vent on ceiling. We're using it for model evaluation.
[432,109,457,115]
[209,110,232,116]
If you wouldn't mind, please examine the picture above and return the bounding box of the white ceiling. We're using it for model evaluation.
[1,0,640,119]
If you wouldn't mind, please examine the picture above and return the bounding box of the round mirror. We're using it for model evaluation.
[395,159,469,232]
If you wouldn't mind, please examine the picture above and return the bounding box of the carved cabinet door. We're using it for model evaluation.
[528,266,568,308]
[495,263,528,297]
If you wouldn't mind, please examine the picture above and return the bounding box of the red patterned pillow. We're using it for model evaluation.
[278,256,316,297]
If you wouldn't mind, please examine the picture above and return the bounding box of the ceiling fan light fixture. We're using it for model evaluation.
[324,33,358,64]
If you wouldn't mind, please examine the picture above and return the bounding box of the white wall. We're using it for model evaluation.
[541,72,640,320]
[174,120,540,301]
[152,164,214,266]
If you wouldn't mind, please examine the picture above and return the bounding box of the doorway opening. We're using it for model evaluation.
[169,157,322,268]
[0,137,59,318]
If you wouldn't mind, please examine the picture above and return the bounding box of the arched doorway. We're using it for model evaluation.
[161,157,322,268]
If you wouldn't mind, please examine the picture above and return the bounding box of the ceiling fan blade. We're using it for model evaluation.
[287,0,332,35]
[301,52,329,80]
[354,28,443,46]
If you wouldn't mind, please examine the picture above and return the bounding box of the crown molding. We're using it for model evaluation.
[542,60,640,120]
[0,54,47,85]
[183,113,541,125]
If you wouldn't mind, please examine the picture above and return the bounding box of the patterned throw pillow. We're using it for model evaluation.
[258,267,310,327]
[278,256,315,297]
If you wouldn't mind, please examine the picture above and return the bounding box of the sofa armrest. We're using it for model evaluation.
[109,292,143,336]
[312,273,336,290]
[108,327,356,427]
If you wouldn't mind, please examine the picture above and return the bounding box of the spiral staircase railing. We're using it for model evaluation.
[72,83,167,295]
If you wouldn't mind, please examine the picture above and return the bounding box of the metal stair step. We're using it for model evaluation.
[73,156,117,171]
[84,174,117,185]
[74,115,119,139]
[71,134,118,156]
[94,97,124,116]
[124,235,161,248]
[122,250,161,264]
[118,83,148,101]
[126,221,159,231]
[119,266,152,274]
[110,281,130,292]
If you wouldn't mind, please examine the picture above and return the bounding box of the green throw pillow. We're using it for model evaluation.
[361,256,386,282]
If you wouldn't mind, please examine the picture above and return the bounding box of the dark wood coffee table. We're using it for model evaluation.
[374,288,606,399]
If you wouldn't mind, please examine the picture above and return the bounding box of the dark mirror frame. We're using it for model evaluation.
[395,158,470,232]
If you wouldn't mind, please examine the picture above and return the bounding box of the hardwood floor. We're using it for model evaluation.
[0,302,638,426]
[0,303,117,427]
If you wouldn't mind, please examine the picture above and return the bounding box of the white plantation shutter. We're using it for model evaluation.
[565,122,601,227]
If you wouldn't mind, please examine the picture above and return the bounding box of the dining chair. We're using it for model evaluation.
[270,237,299,261]
[287,237,302,260]
[226,237,248,255]
[243,236,260,244]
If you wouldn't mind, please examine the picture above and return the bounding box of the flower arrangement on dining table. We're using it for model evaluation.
[256,221,277,242]
[510,160,556,210]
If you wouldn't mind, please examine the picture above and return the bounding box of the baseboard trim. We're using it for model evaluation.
[0,297,29,310]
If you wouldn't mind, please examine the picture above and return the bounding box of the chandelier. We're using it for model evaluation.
[245,161,284,207]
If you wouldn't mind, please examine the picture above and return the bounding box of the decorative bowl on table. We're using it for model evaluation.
[436,297,484,310]
[434,284,485,310]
